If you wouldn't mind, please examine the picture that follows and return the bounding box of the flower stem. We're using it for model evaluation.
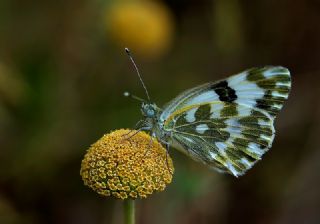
[124,199,135,224]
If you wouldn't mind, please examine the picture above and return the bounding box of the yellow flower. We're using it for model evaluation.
[80,129,174,199]
[106,1,174,58]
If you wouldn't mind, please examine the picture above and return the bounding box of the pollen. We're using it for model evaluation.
[80,129,174,199]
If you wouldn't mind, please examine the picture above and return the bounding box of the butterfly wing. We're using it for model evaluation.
[160,66,291,176]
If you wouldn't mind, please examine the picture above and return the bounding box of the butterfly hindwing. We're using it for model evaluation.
[166,103,274,176]
[161,66,291,176]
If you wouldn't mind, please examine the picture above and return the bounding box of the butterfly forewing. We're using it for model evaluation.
[161,66,291,176]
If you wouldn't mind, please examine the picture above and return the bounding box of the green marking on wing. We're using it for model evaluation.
[166,102,275,177]
[195,104,211,120]
[220,104,238,117]
[244,66,291,116]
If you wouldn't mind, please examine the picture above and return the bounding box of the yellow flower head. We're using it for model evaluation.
[80,129,174,199]
[106,1,174,58]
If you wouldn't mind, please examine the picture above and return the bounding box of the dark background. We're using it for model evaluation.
[1,0,320,223]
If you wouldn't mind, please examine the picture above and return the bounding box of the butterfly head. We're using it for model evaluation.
[141,102,158,118]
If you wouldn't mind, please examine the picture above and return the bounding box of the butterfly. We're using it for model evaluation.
[125,48,291,177]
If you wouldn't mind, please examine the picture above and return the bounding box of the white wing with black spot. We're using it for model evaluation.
[161,66,291,176]
[161,66,291,120]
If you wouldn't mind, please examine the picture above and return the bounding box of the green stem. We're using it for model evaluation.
[124,199,135,224]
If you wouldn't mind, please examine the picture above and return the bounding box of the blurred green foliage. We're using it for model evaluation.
[0,0,320,223]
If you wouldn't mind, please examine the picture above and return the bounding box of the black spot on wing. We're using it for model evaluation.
[256,99,271,110]
[210,80,237,103]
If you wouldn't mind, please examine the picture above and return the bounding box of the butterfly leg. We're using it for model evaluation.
[143,132,155,157]
[164,142,173,174]
[160,139,173,174]
[122,119,147,138]
[121,126,151,141]
[148,132,155,151]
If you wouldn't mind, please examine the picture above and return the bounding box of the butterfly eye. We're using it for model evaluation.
[146,109,155,117]
[141,103,156,118]
[141,103,155,118]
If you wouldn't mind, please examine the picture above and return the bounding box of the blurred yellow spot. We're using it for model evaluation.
[80,129,174,199]
[106,1,174,58]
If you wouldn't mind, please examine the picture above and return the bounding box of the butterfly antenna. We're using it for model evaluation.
[123,91,145,102]
[125,48,151,101]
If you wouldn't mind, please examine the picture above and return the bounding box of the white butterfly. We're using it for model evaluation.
[125,48,291,177]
